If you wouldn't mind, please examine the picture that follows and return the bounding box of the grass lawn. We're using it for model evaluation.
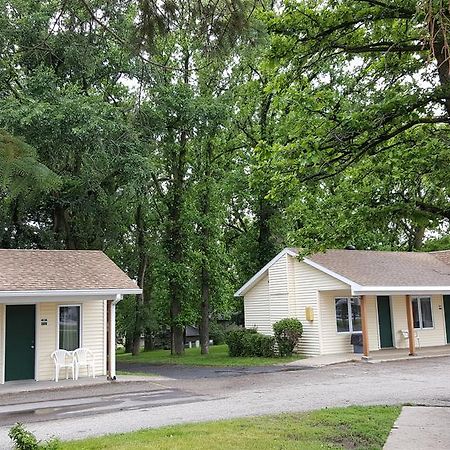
[60,405,401,450]
[116,344,303,367]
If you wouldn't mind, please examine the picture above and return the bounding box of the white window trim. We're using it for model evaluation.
[57,304,82,350]
[412,296,434,330]
[335,296,362,334]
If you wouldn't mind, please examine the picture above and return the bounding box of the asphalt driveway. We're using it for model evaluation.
[117,361,310,379]
[1,356,450,448]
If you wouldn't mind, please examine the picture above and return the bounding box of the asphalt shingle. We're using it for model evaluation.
[0,249,138,291]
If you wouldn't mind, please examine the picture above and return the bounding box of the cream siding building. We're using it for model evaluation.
[237,248,450,357]
[0,250,141,384]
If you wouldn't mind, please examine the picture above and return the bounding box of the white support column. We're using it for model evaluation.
[110,301,116,379]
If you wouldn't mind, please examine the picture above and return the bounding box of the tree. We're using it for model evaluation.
[265,0,450,176]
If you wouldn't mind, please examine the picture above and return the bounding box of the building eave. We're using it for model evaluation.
[0,288,142,299]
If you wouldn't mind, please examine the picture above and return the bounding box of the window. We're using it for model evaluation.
[59,305,81,351]
[335,297,361,333]
[412,297,433,329]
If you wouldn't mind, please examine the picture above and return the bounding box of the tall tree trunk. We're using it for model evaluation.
[54,204,77,249]
[144,330,155,351]
[132,203,148,356]
[431,13,450,116]
[256,90,277,268]
[168,147,186,356]
[412,226,425,251]
[168,50,190,356]
[256,195,276,268]
[199,142,213,355]
[199,266,210,354]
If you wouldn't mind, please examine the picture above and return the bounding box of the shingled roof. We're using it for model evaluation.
[235,247,450,296]
[0,249,140,293]
[307,249,450,287]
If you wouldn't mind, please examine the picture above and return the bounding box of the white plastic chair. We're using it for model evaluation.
[73,348,95,380]
[400,329,421,348]
[51,350,75,382]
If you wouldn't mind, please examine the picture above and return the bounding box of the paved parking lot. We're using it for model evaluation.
[1,356,449,448]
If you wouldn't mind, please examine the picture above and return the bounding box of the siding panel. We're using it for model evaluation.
[37,300,106,381]
[293,262,350,356]
[82,301,106,377]
[391,295,446,349]
[319,292,379,354]
[244,275,271,334]
[38,302,57,381]
[0,305,3,383]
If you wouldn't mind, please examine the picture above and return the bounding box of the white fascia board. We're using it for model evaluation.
[0,288,142,299]
[302,258,360,290]
[234,248,299,297]
[352,286,450,296]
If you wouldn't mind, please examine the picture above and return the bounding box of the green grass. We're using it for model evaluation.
[60,405,401,450]
[116,344,303,367]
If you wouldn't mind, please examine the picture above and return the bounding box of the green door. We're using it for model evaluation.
[444,296,450,344]
[377,296,393,348]
[5,305,35,381]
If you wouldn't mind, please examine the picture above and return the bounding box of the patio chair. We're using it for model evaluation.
[400,329,421,348]
[73,348,95,380]
[51,350,75,382]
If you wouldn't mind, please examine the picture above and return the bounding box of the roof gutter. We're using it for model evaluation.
[0,288,142,298]
[352,286,450,296]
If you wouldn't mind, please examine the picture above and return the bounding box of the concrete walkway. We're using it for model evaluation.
[384,406,450,449]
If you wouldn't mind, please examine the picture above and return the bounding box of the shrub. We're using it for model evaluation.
[225,328,276,357]
[242,333,276,357]
[273,318,303,356]
[8,423,59,450]
[209,321,227,345]
[225,328,257,356]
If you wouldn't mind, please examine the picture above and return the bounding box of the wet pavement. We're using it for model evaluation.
[0,385,207,426]
[117,362,310,379]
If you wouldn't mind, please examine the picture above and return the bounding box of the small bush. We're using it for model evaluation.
[242,333,276,357]
[8,423,59,450]
[273,318,303,356]
[209,321,227,345]
[225,328,257,356]
[225,328,276,357]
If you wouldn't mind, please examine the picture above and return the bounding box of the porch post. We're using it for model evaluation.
[405,295,416,356]
[360,295,370,358]
[106,299,117,379]
[106,300,112,378]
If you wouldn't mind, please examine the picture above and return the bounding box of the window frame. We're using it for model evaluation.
[335,296,362,334]
[57,304,82,351]
[411,296,434,330]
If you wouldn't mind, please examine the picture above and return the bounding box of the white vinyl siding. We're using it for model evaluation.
[37,302,58,381]
[0,304,4,384]
[292,262,349,356]
[244,255,289,336]
[268,255,290,326]
[244,275,271,334]
[390,295,446,348]
[319,292,380,354]
[81,300,106,377]
[36,300,106,381]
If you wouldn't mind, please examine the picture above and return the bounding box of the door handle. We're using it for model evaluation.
[31,345,35,349]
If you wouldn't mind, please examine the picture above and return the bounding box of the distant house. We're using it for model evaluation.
[235,248,450,358]
[185,325,200,347]
[0,250,141,383]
